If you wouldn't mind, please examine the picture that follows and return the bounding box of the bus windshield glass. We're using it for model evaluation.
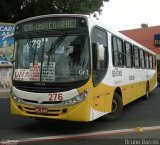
[13,33,90,83]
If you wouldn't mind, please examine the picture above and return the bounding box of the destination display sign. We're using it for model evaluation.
[15,17,87,33]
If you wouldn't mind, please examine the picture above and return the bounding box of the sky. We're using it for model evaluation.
[99,0,160,31]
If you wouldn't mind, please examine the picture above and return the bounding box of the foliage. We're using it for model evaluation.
[0,0,109,23]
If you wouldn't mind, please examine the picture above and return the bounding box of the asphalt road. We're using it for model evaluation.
[0,87,160,145]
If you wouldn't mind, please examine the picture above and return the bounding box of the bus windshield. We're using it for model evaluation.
[13,33,90,83]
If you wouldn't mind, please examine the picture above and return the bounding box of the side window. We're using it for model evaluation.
[91,27,108,86]
[133,46,140,68]
[112,37,118,66]
[153,56,156,70]
[112,36,124,66]
[140,49,145,68]
[145,52,149,69]
[125,42,132,67]
[149,54,153,69]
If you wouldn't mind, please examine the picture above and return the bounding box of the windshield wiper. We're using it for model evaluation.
[46,32,67,66]
[47,32,67,56]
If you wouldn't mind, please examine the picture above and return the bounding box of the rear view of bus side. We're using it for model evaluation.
[10,14,157,122]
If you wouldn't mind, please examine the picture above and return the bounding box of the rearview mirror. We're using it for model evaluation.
[92,42,100,70]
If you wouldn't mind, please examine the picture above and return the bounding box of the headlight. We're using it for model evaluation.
[72,98,79,104]
[11,92,22,103]
[64,89,89,106]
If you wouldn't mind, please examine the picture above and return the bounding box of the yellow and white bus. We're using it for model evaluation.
[10,14,157,122]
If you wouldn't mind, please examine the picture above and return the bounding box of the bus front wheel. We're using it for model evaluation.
[102,93,123,121]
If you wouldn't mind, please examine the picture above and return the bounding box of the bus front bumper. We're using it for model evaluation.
[10,97,91,122]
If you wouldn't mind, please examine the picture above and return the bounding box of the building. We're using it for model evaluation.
[120,25,160,60]
[120,25,160,84]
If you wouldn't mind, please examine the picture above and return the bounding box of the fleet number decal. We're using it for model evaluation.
[48,93,63,101]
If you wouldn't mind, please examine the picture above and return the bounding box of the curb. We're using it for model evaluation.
[0,91,10,98]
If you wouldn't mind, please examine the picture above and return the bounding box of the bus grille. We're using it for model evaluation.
[21,106,68,116]
[22,99,62,104]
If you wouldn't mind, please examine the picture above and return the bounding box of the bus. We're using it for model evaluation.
[10,14,157,122]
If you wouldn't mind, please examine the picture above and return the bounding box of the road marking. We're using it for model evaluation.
[134,127,144,132]
[1,125,160,144]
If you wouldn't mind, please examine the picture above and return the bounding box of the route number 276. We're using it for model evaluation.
[48,93,63,101]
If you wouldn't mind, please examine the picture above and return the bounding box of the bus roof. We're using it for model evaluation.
[87,16,156,55]
[15,14,89,25]
[15,14,155,55]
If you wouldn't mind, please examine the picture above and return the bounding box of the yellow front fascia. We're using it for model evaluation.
[10,96,91,121]
[10,78,93,122]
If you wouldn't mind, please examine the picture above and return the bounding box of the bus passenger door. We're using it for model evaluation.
[91,27,108,119]
[92,43,108,118]
[92,32,108,119]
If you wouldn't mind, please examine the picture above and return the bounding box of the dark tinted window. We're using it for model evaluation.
[112,36,124,66]
[125,42,132,67]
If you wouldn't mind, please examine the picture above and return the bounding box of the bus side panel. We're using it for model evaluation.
[122,71,156,105]
[149,72,157,92]
[122,81,146,105]
[85,82,115,121]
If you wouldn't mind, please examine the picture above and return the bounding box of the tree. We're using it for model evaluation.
[0,0,109,23]
[141,23,148,28]
[0,0,24,23]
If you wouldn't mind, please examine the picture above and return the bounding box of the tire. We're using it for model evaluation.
[143,82,150,100]
[102,93,123,121]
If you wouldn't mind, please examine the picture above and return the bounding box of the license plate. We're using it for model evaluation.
[35,107,48,114]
